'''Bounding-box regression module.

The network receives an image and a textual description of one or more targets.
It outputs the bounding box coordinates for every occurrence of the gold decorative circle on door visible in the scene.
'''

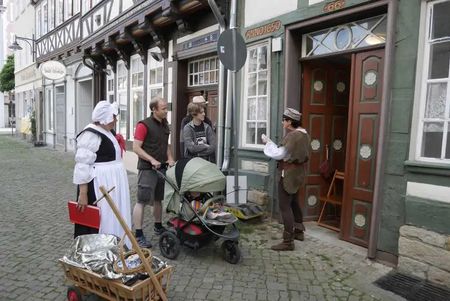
[307,195,318,207]
[313,80,324,92]
[333,139,343,151]
[364,70,377,86]
[359,144,372,159]
[336,81,346,93]
[354,214,366,228]
[310,139,321,151]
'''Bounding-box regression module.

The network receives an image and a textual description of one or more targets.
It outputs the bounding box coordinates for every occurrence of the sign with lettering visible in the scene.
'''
[245,20,281,40]
[323,0,345,13]
[40,60,66,80]
[181,32,219,51]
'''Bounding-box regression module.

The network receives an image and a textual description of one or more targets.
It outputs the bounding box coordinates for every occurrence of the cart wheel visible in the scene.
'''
[222,241,241,264]
[67,286,83,301]
[159,231,181,259]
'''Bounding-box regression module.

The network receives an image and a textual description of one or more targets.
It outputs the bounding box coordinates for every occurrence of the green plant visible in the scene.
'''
[0,55,14,93]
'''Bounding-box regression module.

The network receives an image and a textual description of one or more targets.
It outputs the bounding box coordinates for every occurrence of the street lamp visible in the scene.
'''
[9,34,36,62]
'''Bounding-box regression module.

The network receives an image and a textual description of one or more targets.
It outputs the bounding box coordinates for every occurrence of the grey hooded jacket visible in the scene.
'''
[182,120,216,162]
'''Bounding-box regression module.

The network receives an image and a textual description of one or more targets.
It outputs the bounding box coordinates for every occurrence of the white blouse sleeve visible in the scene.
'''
[263,140,288,160]
[73,131,101,185]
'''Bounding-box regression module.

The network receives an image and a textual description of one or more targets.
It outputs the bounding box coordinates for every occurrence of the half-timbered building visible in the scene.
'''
[33,0,228,155]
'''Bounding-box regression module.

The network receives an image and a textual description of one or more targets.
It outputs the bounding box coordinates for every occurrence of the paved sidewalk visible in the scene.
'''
[0,135,404,301]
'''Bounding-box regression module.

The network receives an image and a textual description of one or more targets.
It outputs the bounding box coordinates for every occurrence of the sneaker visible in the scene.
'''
[136,235,152,248]
[154,226,167,236]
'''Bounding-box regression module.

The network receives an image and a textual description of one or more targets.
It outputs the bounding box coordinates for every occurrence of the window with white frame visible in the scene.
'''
[42,1,48,35]
[36,7,41,38]
[65,0,73,21]
[130,56,144,137]
[56,0,63,26]
[106,67,115,104]
[148,49,164,102]
[417,0,450,162]
[48,0,54,31]
[45,88,54,132]
[242,42,270,147]
[117,61,128,137]
[187,56,219,87]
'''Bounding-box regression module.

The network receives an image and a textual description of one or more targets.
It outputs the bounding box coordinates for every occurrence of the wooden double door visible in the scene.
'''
[300,49,384,247]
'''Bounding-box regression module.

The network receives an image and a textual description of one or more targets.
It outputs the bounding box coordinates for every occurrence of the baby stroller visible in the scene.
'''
[157,157,241,264]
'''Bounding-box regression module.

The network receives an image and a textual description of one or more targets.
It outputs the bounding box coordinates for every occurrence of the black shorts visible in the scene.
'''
[137,169,165,204]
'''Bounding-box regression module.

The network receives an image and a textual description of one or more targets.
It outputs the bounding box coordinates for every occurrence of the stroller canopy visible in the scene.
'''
[165,157,226,213]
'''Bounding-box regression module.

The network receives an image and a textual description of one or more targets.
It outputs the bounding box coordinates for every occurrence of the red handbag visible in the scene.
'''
[319,144,333,180]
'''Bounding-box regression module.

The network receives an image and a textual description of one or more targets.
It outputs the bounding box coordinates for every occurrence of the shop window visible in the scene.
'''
[187,56,219,87]
[106,67,114,104]
[415,0,450,162]
[148,49,164,104]
[242,42,270,147]
[116,61,128,137]
[130,56,144,138]
[45,88,54,132]
[302,14,387,57]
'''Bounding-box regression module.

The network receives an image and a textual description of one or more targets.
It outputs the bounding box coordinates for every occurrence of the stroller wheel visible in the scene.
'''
[159,231,181,259]
[67,286,83,301]
[221,241,241,264]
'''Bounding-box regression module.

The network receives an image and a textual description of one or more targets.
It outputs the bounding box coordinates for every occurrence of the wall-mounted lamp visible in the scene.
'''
[9,34,36,62]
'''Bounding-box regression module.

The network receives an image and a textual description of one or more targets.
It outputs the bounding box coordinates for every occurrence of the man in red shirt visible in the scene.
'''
[132,97,175,248]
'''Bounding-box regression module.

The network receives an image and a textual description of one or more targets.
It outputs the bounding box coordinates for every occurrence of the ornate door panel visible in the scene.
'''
[341,49,384,247]
[300,63,350,220]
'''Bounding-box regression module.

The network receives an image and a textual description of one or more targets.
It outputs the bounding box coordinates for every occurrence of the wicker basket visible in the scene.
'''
[60,259,173,301]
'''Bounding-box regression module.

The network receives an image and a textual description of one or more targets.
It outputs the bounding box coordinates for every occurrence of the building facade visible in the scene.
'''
[236,0,450,288]
[31,0,228,167]
[10,0,40,138]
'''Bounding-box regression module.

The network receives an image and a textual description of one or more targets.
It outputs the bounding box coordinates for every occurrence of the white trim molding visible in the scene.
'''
[407,181,450,204]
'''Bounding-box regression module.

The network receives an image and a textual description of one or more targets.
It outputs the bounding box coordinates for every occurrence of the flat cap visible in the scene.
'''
[283,108,301,121]
[192,95,208,104]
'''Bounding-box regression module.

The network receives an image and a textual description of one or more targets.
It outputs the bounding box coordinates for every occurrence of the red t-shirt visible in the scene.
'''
[134,123,148,141]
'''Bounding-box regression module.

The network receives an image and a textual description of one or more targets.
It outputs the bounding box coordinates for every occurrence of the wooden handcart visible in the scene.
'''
[61,186,173,301]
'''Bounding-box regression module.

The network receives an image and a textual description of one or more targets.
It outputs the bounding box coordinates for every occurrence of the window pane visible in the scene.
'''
[257,97,267,120]
[118,92,127,136]
[258,46,267,70]
[133,91,144,124]
[425,83,447,118]
[246,122,256,144]
[431,2,450,40]
[150,70,156,85]
[421,122,443,158]
[256,123,267,144]
[258,71,268,95]
[156,67,163,83]
[247,98,256,120]
[248,49,258,72]
[248,73,257,96]
[429,42,450,79]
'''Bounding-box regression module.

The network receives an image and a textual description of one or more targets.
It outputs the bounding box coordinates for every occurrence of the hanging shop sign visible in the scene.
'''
[40,60,66,80]
[245,20,281,40]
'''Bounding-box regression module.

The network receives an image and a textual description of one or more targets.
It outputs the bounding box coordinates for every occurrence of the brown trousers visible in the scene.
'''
[278,181,305,233]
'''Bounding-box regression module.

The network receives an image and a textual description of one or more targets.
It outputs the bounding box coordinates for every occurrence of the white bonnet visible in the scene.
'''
[92,100,115,125]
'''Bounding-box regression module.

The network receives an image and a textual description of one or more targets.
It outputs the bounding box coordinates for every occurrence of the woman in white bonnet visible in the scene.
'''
[72,100,132,247]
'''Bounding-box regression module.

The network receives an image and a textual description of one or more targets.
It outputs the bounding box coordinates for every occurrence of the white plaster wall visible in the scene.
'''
[66,68,76,151]
[244,0,297,27]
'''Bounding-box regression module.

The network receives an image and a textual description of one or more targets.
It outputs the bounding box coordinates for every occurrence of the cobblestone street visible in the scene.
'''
[0,135,404,301]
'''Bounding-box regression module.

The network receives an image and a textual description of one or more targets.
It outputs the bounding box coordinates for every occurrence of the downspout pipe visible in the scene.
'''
[368,0,398,260]
[208,0,227,168]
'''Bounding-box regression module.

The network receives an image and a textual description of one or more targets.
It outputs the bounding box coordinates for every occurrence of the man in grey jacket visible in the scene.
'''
[182,102,216,162]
